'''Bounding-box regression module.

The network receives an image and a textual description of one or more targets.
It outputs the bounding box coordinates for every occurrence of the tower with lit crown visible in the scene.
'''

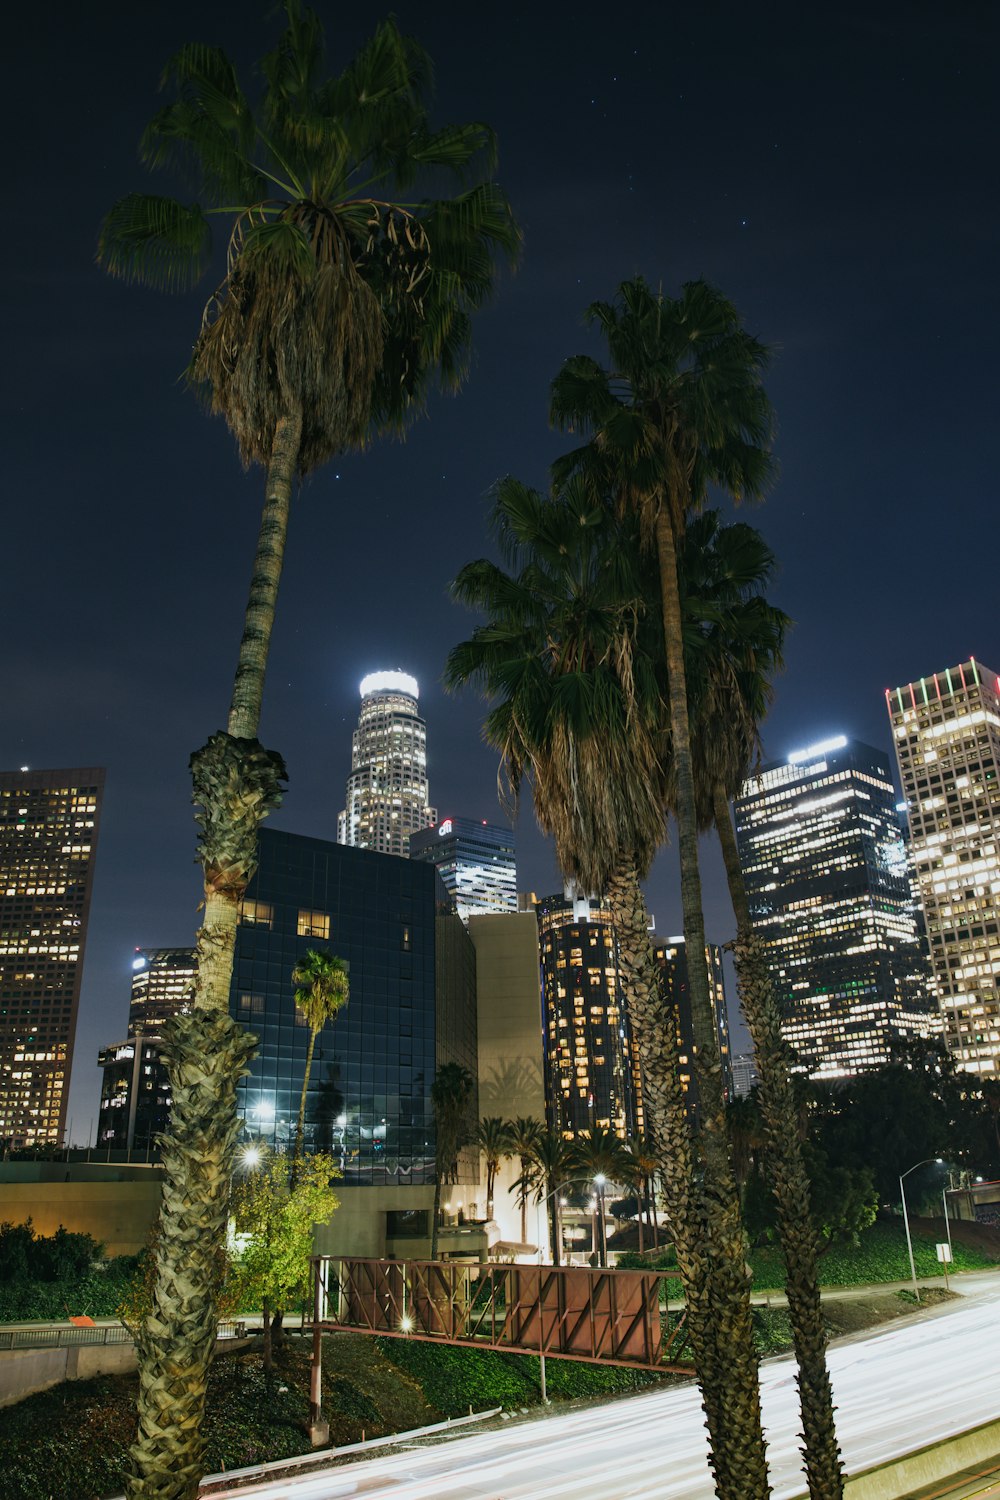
[337,671,435,858]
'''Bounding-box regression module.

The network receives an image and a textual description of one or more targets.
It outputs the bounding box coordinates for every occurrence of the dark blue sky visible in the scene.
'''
[3,0,998,1139]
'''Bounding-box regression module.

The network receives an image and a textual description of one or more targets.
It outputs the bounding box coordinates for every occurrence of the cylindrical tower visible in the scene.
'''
[337,671,436,858]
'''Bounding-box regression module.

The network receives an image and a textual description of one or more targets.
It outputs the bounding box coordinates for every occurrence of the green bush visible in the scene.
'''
[0,1268,135,1322]
[0,1221,103,1284]
[326,1376,381,1425]
[751,1307,794,1355]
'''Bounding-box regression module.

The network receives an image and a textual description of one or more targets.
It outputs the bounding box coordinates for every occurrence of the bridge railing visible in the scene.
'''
[309,1257,692,1373]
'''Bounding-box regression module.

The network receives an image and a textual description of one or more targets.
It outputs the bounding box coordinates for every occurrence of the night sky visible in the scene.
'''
[5,2,998,1141]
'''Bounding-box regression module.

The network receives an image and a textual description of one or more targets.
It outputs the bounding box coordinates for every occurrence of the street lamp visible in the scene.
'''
[900,1156,943,1302]
[593,1174,608,1266]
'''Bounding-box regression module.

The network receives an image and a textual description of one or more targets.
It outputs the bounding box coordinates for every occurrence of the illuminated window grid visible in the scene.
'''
[337,677,435,859]
[888,659,1000,1076]
[0,768,104,1146]
[734,738,937,1080]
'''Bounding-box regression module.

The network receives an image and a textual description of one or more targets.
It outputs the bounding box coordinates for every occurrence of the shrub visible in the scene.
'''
[376,1338,536,1415]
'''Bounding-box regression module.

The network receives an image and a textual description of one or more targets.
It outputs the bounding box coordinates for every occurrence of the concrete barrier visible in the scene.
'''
[791,1416,1000,1499]
[0,1334,251,1408]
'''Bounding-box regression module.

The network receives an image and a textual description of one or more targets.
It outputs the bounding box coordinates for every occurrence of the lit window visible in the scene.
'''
[297,909,330,940]
[239,899,273,929]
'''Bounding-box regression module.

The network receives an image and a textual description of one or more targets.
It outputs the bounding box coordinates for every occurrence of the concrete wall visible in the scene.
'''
[0,1176,162,1256]
[313,1184,436,1258]
[468,912,547,1253]
[1,1337,249,1409]
[791,1415,1000,1499]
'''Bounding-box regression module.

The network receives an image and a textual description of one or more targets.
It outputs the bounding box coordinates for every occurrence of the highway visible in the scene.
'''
[206,1291,1000,1499]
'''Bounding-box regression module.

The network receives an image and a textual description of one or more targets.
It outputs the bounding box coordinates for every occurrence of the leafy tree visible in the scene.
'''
[97,7,517,1494]
[550,277,776,1499]
[290,950,349,1180]
[230,1151,339,1372]
[430,1064,475,1259]
[473,1116,512,1221]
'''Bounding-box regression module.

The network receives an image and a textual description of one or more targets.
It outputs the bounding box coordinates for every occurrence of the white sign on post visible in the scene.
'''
[936,1242,952,1262]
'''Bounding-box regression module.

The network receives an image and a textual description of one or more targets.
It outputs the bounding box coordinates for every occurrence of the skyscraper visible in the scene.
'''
[733,735,937,1080]
[409,816,517,920]
[97,948,195,1152]
[651,937,734,1115]
[0,766,105,1146]
[536,889,644,1141]
[337,671,435,858]
[888,658,1000,1076]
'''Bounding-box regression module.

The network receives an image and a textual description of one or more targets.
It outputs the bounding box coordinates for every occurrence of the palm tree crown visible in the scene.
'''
[99,4,520,473]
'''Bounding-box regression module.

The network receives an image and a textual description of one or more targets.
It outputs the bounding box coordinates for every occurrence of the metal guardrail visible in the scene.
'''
[0,1320,247,1352]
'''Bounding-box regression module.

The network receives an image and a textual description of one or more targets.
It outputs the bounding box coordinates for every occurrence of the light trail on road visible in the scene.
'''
[207,1295,1000,1499]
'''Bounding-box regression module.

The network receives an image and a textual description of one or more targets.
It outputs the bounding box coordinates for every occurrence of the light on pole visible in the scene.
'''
[900,1157,943,1303]
[593,1173,608,1266]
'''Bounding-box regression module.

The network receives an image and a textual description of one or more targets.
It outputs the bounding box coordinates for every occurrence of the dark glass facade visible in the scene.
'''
[651,938,734,1122]
[234,829,478,1187]
[537,892,643,1141]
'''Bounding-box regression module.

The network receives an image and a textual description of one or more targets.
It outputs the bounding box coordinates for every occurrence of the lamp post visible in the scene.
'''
[593,1173,608,1267]
[900,1157,943,1303]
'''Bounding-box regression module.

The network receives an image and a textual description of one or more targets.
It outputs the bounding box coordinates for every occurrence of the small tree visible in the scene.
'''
[430,1064,475,1259]
[230,1151,339,1372]
[474,1116,512,1220]
[291,950,349,1181]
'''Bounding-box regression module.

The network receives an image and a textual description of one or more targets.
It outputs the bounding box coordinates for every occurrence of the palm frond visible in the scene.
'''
[97,193,211,292]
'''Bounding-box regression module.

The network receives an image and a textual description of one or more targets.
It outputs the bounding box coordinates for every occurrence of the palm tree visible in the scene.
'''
[528,1132,574,1265]
[430,1063,475,1260]
[570,1127,629,1266]
[98,10,517,1495]
[474,1116,512,1221]
[624,1134,661,1253]
[290,950,349,1182]
[682,521,843,1498]
[446,477,737,1491]
[505,1116,545,1245]
[551,277,775,1498]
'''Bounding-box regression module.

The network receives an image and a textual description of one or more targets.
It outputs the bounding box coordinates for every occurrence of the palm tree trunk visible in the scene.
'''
[520,1159,529,1243]
[293,1028,319,1185]
[654,506,769,1500]
[637,1196,645,1255]
[128,409,302,1500]
[650,1180,659,1250]
[606,861,731,1497]
[714,783,844,1500]
[550,1191,561,1266]
[486,1162,496,1220]
[431,1177,442,1260]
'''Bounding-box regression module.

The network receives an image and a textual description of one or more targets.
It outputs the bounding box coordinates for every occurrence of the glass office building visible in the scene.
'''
[0,766,104,1146]
[234,828,478,1187]
[888,659,1000,1075]
[97,947,195,1152]
[734,735,938,1080]
[410,816,517,921]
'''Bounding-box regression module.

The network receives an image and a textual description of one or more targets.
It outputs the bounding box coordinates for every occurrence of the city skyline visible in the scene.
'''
[3,1,996,1138]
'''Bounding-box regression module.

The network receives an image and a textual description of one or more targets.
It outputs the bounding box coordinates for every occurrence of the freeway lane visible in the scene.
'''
[208,1294,1000,1499]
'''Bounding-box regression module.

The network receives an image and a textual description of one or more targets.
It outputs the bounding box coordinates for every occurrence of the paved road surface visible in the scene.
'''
[205,1291,1000,1499]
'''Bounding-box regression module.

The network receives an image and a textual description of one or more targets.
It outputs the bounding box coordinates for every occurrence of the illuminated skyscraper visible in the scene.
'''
[733,736,937,1080]
[536,889,643,1141]
[410,816,516,921]
[337,671,435,858]
[0,766,104,1146]
[97,947,195,1152]
[651,937,734,1117]
[888,659,1000,1076]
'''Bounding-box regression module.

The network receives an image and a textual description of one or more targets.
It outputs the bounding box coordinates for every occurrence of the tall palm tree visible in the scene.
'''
[290,949,349,1182]
[446,477,740,1492]
[682,521,844,1498]
[624,1134,661,1253]
[527,1132,575,1265]
[551,278,775,1498]
[570,1126,630,1266]
[505,1116,545,1245]
[474,1116,512,1221]
[430,1063,475,1260]
[98,10,517,1495]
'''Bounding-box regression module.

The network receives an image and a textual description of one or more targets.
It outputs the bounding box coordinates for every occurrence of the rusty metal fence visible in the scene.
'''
[310,1258,693,1373]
